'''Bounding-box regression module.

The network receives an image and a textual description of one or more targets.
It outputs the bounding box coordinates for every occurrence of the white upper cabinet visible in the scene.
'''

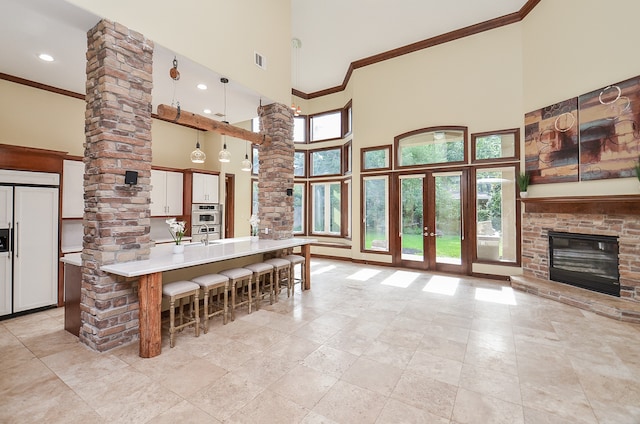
[192,173,219,204]
[62,160,85,218]
[150,170,184,216]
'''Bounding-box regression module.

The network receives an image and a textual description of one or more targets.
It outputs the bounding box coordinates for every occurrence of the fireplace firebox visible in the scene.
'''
[548,231,620,297]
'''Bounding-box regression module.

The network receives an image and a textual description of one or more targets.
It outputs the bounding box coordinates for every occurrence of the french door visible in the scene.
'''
[397,170,468,274]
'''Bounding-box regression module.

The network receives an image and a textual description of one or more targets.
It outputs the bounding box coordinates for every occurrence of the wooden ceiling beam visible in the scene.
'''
[156,104,270,146]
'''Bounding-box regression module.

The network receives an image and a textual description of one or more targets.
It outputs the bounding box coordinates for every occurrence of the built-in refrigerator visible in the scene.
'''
[0,170,59,318]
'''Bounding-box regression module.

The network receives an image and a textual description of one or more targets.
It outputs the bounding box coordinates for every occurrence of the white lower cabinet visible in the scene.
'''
[151,170,183,216]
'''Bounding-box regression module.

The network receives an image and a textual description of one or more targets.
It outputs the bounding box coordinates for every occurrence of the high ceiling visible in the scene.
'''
[0,0,529,123]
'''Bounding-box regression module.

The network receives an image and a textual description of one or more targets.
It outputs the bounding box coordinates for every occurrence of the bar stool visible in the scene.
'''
[264,258,292,300]
[219,268,253,321]
[191,273,229,333]
[243,262,274,309]
[282,254,306,295]
[162,280,200,348]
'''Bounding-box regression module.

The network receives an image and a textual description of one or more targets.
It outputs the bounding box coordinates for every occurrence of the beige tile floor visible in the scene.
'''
[2,258,640,423]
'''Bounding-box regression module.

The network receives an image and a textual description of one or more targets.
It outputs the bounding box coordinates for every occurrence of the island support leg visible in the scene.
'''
[139,272,162,358]
[301,244,311,290]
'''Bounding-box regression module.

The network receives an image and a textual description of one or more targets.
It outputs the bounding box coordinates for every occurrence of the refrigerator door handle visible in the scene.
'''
[14,222,18,258]
[8,222,12,256]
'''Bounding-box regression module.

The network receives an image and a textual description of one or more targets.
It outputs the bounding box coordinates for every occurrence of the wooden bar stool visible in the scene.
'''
[282,254,306,295]
[219,268,253,321]
[243,262,274,309]
[162,280,200,348]
[191,273,229,333]
[264,258,292,300]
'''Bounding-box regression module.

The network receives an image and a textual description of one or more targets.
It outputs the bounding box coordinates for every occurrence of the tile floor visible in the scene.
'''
[1,258,640,423]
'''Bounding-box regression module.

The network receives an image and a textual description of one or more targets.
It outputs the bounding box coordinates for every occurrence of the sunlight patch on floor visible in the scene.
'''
[475,286,517,305]
[347,268,382,281]
[423,275,460,296]
[380,270,420,288]
[311,264,337,275]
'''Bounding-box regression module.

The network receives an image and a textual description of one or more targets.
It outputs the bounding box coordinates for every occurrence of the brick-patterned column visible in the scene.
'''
[258,103,294,240]
[81,19,153,351]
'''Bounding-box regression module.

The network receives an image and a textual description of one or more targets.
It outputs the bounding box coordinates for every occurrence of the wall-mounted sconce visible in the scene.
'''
[286,188,293,196]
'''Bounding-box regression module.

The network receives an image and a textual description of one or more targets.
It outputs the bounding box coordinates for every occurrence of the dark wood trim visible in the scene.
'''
[225,174,235,238]
[294,0,542,100]
[471,272,511,281]
[471,128,520,164]
[394,126,468,169]
[522,195,640,215]
[0,144,67,173]
[361,145,392,172]
[0,72,84,100]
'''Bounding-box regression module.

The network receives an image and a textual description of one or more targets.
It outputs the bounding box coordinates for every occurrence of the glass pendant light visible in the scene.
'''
[241,142,252,171]
[218,77,231,163]
[190,131,206,163]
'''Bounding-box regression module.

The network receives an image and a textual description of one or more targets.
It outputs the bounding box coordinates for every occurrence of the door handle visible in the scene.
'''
[15,222,18,258]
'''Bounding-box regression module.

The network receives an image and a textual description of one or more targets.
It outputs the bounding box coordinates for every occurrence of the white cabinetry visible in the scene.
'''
[192,173,219,204]
[0,186,11,316]
[62,159,85,218]
[151,170,183,216]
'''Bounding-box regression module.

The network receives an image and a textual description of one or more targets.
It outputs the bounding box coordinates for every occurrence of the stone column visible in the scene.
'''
[258,103,294,240]
[81,19,153,351]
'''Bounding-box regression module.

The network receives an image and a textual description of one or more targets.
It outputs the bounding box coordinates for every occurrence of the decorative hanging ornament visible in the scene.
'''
[169,57,180,81]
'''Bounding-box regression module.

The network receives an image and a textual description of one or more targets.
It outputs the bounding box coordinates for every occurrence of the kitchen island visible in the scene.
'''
[61,236,315,358]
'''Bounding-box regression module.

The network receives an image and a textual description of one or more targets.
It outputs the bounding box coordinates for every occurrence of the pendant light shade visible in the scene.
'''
[218,142,231,163]
[190,131,206,163]
[241,141,252,171]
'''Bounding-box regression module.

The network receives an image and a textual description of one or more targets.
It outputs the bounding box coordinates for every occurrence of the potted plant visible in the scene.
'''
[166,218,186,254]
[517,172,530,198]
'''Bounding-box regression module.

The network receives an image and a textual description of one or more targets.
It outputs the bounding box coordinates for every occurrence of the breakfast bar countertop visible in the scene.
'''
[60,237,316,277]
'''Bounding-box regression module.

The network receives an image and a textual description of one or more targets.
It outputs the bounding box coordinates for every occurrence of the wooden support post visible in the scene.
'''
[156,104,271,146]
[301,244,311,290]
[138,272,162,358]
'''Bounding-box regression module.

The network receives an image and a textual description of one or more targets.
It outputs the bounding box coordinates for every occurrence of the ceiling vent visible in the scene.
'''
[254,51,266,70]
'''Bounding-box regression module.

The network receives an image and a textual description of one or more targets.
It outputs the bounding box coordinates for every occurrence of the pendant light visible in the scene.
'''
[190,130,206,163]
[291,38,302,116]
[241,141,252,172]
[218,77,231,163]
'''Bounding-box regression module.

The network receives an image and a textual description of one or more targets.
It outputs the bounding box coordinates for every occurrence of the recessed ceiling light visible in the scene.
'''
[197,83,207,90]
[203,109,212,114]
[38,53,54,62]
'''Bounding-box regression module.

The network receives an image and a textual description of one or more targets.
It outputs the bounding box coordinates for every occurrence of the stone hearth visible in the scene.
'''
[512,195,640,321]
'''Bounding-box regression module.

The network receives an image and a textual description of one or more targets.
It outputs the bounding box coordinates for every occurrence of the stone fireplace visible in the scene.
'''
[511,195,640,322]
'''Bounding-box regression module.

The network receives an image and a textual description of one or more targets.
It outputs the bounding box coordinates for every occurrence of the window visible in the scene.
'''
[251,179,259,214]
[293,183,305,233]
[251,117,260,133]
[293,116,306,143]
[362,176,389,252]
[472,128,519,162]
[344,179,352,238]
[343,141,352,175]
[310,110,342,141]
[397,127,467,167]
[343,101,353,136]
[311,182,341,235]
[252,146,259,175]
[475,166,517,263]
[362,146,391,171]
[310,147,341,176]
[294,151,306,177]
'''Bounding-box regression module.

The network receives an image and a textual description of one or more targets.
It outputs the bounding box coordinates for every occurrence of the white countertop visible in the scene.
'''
[61,237,315,277]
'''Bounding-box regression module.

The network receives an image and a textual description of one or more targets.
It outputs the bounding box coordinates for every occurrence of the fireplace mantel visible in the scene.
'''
[522,195,640,215]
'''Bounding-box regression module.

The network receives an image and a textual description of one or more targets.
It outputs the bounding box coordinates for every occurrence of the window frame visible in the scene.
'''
[292,182,306,235]
[471,128,520,164]
[309,109,343,142]
[361,145,392,172]
[310,179,343,237]
[309,146,342,177]
[395,126,468,169]
[343,140,352,175]
[360,174,391,254]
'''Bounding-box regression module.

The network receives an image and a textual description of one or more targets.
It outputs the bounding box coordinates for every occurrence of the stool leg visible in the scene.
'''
[194,291,200,337]
[169,298,176,348]
[223,282,229,325]
[231,280,236,321]
[248,276,253,314]
[254,273,260,311]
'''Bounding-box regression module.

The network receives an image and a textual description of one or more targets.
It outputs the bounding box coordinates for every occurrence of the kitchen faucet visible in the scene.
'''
[202,223,211,246]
